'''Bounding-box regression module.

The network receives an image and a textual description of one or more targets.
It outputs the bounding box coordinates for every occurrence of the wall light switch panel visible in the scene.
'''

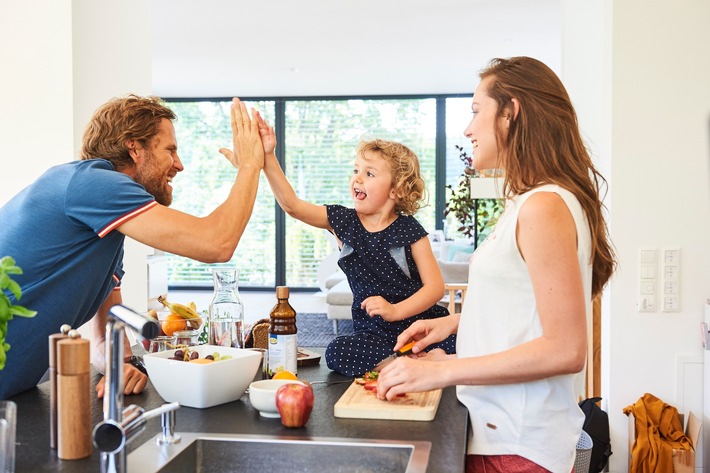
[638,248,657,312]
[640,249,657,264]
[641,280,656,294]
[641,264,656,279]
[663,296,680,312]
[661,247,680,313]
[638,295,656,312]
[664,265,679,280]
[663,248,680,265]
[663,280,678,294]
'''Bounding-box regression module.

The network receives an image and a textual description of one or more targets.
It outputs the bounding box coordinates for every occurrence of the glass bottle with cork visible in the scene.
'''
[268,286,298,376]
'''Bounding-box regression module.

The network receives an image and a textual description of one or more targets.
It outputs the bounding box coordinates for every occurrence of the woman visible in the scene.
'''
[376,56,616,473]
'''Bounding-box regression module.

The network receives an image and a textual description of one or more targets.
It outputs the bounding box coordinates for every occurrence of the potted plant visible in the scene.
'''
[444,145,504,245]
[0,256,37,370]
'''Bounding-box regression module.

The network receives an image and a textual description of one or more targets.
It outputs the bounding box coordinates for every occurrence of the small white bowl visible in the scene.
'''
[143,345,261,409]
[248,379,306,418]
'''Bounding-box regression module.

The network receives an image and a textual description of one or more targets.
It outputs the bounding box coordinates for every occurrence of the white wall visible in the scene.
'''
[0,0,154,314]
[0,0,74,203]
[563,1,710,471]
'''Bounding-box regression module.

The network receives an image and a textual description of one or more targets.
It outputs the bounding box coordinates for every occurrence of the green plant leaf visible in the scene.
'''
[0,255,36,371]
[11,306,37,318]
[5,279,22,300]
[0,256,22,275]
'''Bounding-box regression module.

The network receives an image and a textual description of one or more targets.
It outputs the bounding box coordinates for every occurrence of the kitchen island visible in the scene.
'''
[10,348,468,472]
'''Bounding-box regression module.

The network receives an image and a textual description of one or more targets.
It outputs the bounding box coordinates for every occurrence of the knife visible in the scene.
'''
[372,341,416,371]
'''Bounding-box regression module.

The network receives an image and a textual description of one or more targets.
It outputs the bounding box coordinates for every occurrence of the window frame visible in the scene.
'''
[165,93,473,291]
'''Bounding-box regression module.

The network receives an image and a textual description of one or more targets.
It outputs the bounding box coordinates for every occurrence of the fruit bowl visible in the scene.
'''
[144,345,261,409]
[248,379,306,418]
[157,313,204,337]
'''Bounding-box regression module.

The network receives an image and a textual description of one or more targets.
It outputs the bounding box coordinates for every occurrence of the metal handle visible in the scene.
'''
[157,404,181,445]
[108,305,159,340]
[93,402,180,454]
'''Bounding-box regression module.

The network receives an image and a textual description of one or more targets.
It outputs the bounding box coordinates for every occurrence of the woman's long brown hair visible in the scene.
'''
[480,56,616,296]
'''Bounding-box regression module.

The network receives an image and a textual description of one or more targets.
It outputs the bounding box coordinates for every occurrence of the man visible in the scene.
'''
[0,95,263,399]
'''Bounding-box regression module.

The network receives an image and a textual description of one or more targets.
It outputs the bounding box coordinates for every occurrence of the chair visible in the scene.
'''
[443,283,468,314]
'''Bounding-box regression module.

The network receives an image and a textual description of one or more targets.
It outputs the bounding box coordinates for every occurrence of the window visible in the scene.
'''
[165,95,479,290]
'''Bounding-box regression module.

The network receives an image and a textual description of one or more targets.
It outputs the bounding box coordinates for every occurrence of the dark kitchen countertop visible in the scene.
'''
[10,347,468,472]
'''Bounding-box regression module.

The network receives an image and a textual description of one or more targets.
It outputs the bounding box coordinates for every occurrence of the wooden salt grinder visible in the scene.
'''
[48,324,71,450]
[57,331,92,460]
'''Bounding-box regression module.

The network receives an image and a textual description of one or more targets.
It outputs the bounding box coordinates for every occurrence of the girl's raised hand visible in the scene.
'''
[255,110,277,156]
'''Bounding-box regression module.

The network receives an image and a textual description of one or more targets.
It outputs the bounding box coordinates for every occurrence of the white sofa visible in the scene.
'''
[325,240,472,334]
[325,272,353,335]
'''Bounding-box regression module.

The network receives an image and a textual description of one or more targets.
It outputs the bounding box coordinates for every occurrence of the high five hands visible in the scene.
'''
[218,98,265,171]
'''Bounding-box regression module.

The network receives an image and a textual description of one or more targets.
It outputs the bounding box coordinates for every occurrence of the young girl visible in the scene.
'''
[254,113,456,377]
[375,57,617,473]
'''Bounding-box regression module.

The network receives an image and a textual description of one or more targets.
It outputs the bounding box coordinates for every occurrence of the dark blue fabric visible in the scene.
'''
[0,159,154,399]
[324,205,456,377]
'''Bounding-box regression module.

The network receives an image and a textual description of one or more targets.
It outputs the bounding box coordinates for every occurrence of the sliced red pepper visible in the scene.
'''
[363,380,378,391]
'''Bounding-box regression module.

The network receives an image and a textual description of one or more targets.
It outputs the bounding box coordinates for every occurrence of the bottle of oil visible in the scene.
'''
[268,286,298,376]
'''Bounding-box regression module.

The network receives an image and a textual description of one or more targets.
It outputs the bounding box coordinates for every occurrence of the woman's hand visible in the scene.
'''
[95,364,148,398]
[361,296,401,321]
[393,315,459,353]
[376,356,450,400]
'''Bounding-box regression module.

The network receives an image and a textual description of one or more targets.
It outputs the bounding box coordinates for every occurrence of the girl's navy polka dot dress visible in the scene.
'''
[324,205,457,377]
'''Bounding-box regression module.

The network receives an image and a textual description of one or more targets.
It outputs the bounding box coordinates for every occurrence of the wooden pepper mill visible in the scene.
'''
[56,329,92,460]
[48,324,71,450]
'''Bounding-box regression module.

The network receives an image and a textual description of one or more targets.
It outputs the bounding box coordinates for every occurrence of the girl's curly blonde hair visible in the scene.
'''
[356,139,427,215]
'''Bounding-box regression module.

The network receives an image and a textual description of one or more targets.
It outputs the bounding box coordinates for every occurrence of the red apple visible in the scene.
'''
[275,382,314,428]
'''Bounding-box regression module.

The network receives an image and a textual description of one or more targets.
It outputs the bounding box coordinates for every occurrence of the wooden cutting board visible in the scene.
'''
[333,381,442,421]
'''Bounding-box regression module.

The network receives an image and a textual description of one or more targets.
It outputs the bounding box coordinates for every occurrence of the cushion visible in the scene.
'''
[452,251,473,263]
[437,258,469,284]
[325,270,347,290]
[446,244,474,261]
[326,278,354,306]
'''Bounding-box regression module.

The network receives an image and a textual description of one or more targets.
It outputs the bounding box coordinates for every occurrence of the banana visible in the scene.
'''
[157,295,201,320]
[146,308,159,322]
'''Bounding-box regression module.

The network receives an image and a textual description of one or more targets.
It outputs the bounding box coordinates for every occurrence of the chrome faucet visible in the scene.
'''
[91,304,179,473]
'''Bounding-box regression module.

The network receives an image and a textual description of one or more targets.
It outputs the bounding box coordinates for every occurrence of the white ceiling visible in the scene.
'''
[151,0,562,98]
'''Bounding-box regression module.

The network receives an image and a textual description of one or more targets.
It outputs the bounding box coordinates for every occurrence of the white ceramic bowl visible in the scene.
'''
[143,345,261,409]
[248,379,306,418]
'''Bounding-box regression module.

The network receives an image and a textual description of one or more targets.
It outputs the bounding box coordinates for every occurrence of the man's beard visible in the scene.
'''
[134,151,173,206]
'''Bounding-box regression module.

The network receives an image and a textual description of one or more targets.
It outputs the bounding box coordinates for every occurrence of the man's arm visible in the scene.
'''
[117,98,264,264]
[89,289,148,398]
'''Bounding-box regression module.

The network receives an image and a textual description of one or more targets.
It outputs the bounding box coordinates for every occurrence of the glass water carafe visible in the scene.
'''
[209,267,245,348]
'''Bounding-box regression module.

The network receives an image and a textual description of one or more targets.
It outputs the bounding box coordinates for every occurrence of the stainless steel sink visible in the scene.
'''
[128,432,431,473]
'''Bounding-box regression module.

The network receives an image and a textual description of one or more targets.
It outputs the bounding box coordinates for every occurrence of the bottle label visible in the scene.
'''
[268,333,298,375]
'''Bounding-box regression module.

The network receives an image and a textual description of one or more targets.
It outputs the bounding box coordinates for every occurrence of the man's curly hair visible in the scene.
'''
[80,94,176,168]
[356,139,427,215]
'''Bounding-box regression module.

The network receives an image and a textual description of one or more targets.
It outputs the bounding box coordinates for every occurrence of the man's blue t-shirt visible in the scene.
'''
[0,159,156,399]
